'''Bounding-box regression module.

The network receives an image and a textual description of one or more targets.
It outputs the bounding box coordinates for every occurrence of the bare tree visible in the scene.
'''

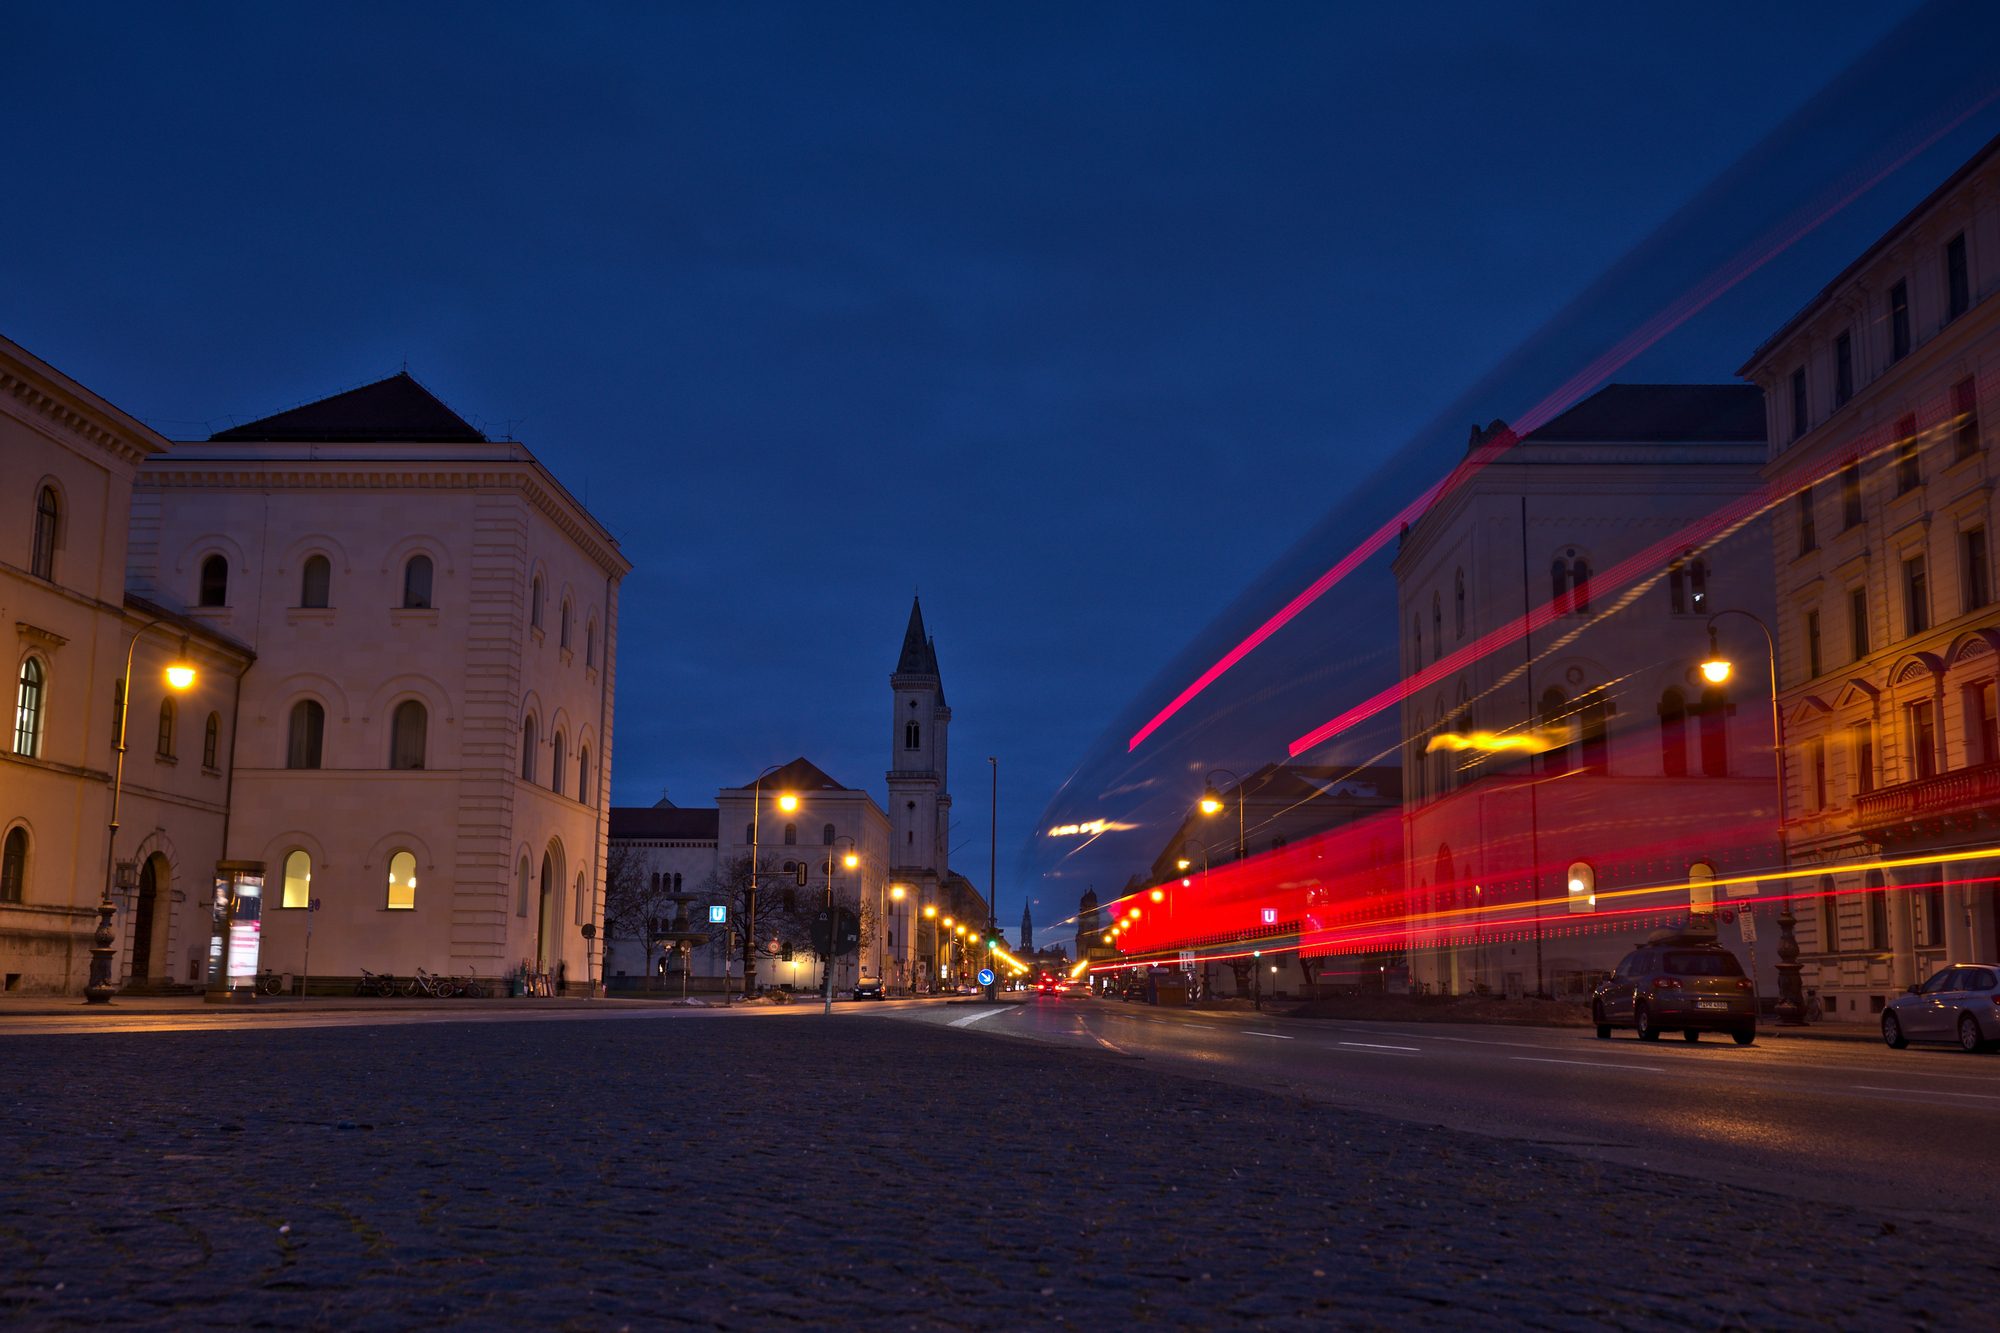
[702,853,821,993]
[602,843,675,979]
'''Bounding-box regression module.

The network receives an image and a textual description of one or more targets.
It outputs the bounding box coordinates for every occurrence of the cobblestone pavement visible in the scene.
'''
[0,1011,1988,1328]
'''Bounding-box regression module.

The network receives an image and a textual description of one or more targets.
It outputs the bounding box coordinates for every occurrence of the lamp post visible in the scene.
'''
[825,836,859,1015]
[889,884,907,993]
[744,764,794,1000]
[986,756,999,1002]
[88,621,197,1004]
[922,902,937,993]
[1700,609,1802,1025]
[1200,769,1247,863]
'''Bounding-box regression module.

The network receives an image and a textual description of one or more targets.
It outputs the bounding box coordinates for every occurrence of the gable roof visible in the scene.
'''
[609,806,720,841]
[1520,384,1765,444]
[210,371,487,443]
[722,756,850,795]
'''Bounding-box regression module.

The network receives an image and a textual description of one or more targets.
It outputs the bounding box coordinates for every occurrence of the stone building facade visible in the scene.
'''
[1739,133,2000,1019]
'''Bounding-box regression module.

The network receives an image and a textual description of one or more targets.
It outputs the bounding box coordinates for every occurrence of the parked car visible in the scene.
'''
[851,979,885,1001]
[1591,938,1756,1044]
[1881,964,2000,1052]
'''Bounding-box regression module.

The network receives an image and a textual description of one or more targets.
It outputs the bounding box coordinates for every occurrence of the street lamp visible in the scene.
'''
[1702,609,1802,1025]
[824,835,859,1015]
[743,764,793,1000]
[1200,769,1247,863]
[88,622,197,1004]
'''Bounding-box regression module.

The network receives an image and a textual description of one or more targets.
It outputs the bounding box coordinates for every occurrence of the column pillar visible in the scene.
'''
[1884,863,1920,991]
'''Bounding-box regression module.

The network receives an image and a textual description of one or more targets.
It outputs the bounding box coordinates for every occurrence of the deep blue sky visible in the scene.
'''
[0,1,1942,936]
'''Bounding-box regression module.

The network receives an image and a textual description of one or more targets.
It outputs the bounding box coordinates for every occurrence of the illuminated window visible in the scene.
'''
[32,485,59,580]
[389,700,427,770]
[198,554,228,607]
[1687,860,1715,915]
[402,554,433,609]
[1566,861,1595,914]
[301,554,331,608]
[282,849,311,909]
[387,850,417,910]
[203,711,220,769]
[287,700,324,769]
[14,658,45,757]
[0,827,24,903]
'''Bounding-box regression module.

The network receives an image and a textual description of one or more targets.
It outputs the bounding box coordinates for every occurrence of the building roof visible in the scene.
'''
[1739,131,2000,378]
[609,806,720,841]
[721,756,851,795]
[1519,384,1765,444]
[210,371,488,443]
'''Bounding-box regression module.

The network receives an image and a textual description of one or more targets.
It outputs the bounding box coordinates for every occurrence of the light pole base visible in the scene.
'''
[82,897,118,1005]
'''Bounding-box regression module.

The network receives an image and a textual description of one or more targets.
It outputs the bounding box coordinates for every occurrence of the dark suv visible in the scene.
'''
[1591,939,1756,1045]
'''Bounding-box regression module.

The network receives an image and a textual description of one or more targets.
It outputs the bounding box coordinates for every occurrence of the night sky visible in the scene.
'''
[4,1,1973,938]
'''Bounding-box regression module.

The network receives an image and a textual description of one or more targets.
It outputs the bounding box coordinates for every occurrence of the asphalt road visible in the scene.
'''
[928,996,2000,1233]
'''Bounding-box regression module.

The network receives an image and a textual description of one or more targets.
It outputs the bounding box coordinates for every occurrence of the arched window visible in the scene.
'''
[576,869,587,925]
[586,621,598,667]
[389,700,427,770]
[822,823,836,845]
[0,826,25,903]
[1551,558,1569,614]
[203,711,220,769]
[387,850,417,910]
[560,598,572,649]
[282,849,311,909]
[1687,557,1708,614]
[1432,593,1442,657]
[1454,568,1466,638]
[403,554,433,609]
[31,485,59,580]
[287,700,324,769]
[518,855,531,918]
[1539,687,1570,773]
[530,574,544,628]
[1658,689,1688,777]
[1571,557,1591,613]
[745,823,754,846]
[1688,860,1716,916]
[198,554,229,608]
[551,732,566,795]
[1411,614,1421,667]
[14,658,45,757]
[521,716,537,782]
[156,696,177,759]
[1566,861,1596,913]
[300,554,331,608]
[905,721,920,749]
[1578,689,1609,775]
[783,823,797,846]
[578,746,590,802]
[1698,685,1729,777]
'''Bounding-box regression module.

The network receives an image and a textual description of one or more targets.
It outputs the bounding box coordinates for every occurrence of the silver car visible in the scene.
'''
[1881,964,2000,1052]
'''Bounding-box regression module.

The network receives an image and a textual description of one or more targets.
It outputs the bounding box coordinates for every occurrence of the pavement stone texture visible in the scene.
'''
[0,1011,1989,1328]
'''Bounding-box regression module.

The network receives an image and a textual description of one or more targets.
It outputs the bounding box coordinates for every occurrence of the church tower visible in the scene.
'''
[888,597,952,901]
[1019,902,1033,951]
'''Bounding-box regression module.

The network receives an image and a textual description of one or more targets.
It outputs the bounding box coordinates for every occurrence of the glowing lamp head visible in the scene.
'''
[1101,933,1111,943]
[942,916,954,928]
[1199,788,1224,816]
[776,792,799,813]
[1127,908,1140,920]
[843,852,859,869]
[1149,888,1165,902]
[891,885,906,901]
[923,904,936,919]
[165,661,197,691]
[1176,858,1191,871]
[1181,877,1192,887]
[1700,657,1732,684]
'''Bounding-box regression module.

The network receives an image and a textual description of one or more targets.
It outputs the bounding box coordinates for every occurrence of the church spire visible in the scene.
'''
[1019,901,1033,950]
[895,595,939,677]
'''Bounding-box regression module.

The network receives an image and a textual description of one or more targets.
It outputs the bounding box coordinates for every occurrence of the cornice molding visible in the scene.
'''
[0,368,155,466]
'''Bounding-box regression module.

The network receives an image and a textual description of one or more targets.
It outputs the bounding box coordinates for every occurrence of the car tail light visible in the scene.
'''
[1737,979,1753,992]
[1653,976,1682,990]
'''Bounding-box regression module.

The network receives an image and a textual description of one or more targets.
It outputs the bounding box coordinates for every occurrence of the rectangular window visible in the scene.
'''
[1849,586,1869,661]
[1868,885,1889,951]
[1791,367,1809,441]
[1924,884,1947,947]
[1954,377,1981,462]
[1805,609,1822,680]
[1903,555,1929,637]
[1946,232,1969,321]
[1963,526,1990,613]
[1808,737,1827,810]
[1894,415,1921,495]
[1910,700,1937,780]
[1854,720,1875,796]
[1840,463,1862,529]
[1967,682,1998,767]
[1834,330,1853,407]
[1889,279,1910,360]
[1796,486,1816,555]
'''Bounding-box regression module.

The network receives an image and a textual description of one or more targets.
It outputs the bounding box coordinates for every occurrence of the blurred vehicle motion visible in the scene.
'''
[1879,965,2000,1052]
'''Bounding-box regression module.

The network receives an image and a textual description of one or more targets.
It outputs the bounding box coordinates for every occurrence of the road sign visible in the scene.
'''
[708,905,727,923]
[977,967,995,987]
[1178,950,1195,973]
[810,906,861,957]
[1739,910,1758,943]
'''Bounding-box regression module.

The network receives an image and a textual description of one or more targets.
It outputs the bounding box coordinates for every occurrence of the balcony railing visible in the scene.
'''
[1853,760,2000,831]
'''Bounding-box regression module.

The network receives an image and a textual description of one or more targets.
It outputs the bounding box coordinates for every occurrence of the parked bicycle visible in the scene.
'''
[356,968,398,997]
[257,968,286,997]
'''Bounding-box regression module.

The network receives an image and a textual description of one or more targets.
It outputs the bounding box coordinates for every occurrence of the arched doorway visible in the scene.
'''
[536,845,564,972]
[129,852,170,981]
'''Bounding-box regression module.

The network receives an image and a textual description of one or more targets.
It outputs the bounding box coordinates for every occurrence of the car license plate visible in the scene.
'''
[1696,1000,1727,1011]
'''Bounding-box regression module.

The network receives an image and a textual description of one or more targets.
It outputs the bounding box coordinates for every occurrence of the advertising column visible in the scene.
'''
[206,859,267,1004]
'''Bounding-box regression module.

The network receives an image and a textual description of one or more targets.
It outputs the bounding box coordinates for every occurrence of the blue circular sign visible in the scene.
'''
[978,968,995,987]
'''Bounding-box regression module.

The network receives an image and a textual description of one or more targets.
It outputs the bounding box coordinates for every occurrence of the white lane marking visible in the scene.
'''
[1513,1056,1663,1073]
[1851,1084,2000,1101]
[1244,1030,1294,1040]
[1339,1041,1421,1052]
[948,1007,1010,1028]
